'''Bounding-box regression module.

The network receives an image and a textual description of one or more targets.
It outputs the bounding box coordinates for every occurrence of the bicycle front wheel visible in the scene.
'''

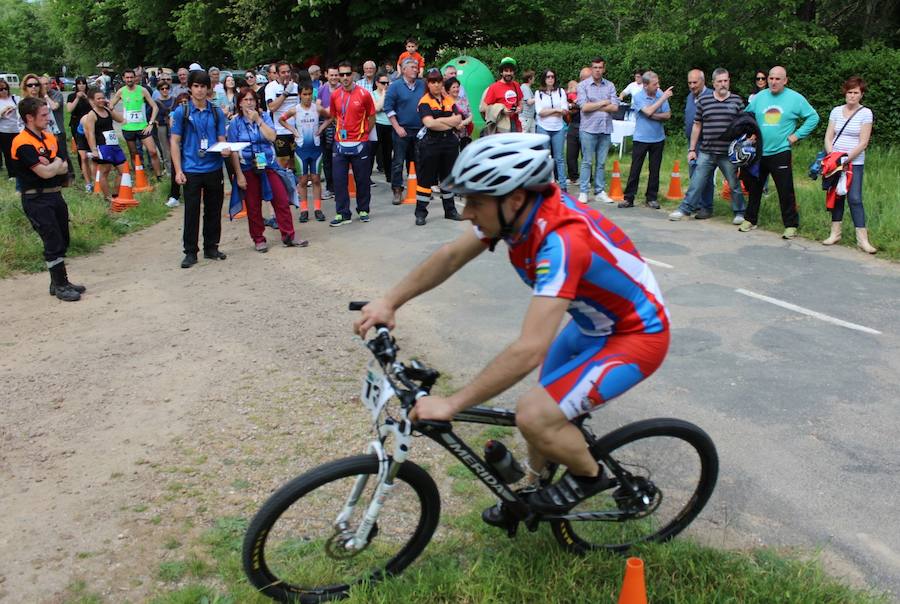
[243,455,440,603]
[550,418,718,554]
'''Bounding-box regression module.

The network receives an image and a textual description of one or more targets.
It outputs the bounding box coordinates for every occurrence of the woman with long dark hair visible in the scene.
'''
[534,69,568,184]
[67,76,93,191]
[221,75,238,118]
[0,78,21,180]
[749,70,767,102]
[228,87,306,251]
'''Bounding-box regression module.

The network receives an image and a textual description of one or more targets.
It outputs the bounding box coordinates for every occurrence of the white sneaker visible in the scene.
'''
[596,190,614,205]
[732,214,744,225]
[577,192,588,204]
[165,197,180,208]
[668,210,688,221]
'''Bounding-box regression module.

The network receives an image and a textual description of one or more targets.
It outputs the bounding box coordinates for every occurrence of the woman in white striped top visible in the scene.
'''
[822,76,875,253]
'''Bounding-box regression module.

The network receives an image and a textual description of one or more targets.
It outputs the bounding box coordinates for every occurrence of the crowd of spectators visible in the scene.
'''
[0,40,878,300]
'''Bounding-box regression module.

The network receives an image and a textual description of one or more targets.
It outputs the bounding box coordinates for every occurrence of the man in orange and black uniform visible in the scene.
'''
[12,97,85,301]
[414,68,463,226]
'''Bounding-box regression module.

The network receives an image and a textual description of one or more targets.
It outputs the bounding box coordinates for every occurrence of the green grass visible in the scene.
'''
[144,507,886,604]
[613,139,899,259]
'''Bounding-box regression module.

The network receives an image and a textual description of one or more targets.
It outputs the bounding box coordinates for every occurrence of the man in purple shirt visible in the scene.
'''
[575,57,619,205]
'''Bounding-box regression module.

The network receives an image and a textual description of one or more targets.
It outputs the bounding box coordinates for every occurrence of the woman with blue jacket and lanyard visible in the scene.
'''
[228,87,307,253]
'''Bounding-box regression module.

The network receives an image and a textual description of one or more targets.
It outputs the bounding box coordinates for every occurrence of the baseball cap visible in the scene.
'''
[499,57,517,68]
[188,62,203,72]
[425,68,443,81]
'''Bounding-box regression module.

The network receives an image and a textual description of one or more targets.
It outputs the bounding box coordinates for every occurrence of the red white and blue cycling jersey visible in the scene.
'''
[477,184,670,419]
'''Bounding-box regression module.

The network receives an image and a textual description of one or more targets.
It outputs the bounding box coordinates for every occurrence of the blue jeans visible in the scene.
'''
[831,164,866,227]
[390,131,417,190]
[579,131,611,194]
[537,125,566,183]
[688,156,714,211]
[679,151,745,215]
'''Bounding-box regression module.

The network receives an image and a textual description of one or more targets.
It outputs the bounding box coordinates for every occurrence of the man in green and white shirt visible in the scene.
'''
[111,68,162,179]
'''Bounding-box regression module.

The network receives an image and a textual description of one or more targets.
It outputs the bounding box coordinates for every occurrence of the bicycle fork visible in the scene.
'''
[333,419,413,552]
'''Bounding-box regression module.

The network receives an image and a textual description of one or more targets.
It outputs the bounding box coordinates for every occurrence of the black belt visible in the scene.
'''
[22,186,62,195]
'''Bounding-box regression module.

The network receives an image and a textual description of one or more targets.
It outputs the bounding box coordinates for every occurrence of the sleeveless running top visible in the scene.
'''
[91,108,119,147]
[121,86,147,131]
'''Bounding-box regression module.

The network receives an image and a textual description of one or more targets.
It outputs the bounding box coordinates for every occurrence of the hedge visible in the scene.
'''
[437,42,900,146]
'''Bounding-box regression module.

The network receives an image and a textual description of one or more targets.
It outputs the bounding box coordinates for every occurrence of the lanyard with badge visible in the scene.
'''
[188,105,214,156]
[338,89,352,140]
[244,118,267,171]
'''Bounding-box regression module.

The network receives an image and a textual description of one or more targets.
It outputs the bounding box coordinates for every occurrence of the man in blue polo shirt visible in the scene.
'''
[170,70,230,269]
[618,71,672,210]
[384,57,425,204]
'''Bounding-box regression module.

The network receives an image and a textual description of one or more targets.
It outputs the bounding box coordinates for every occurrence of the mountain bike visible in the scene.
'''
[242,302,719,603]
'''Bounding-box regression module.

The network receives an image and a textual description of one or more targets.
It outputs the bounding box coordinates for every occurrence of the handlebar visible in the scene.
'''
[349,301,440,404]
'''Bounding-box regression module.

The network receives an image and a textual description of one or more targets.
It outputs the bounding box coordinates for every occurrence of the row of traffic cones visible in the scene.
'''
[595,159,682,202]
[344,162,418,205]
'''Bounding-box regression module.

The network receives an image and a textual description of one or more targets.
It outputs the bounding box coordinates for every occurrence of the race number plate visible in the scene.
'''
[361,360,394,420]
[125,110,143,124]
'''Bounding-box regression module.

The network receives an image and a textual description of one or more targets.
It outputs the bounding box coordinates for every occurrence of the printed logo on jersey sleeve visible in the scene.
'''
[533,232,579,299]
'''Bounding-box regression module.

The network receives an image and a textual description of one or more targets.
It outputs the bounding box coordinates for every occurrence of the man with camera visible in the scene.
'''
[265,61,299,170]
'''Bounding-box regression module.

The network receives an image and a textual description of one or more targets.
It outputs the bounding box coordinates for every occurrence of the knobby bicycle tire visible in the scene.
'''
[242,454,441,602]
[550,417,718,554]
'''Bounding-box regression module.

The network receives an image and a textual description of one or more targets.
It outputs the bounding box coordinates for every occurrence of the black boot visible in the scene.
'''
[48,263,81,302]
[442,197,462,220]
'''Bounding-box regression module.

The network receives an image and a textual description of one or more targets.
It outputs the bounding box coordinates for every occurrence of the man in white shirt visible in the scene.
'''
[266,61,300,169]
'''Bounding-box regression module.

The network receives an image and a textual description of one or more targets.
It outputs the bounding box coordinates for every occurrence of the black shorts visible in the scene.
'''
[71,128,90,152]
[122,129,152,142]
[274,134,296,158]
[416,135,459,189]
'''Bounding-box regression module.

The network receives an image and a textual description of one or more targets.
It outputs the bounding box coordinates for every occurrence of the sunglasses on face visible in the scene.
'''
[26,82,41,88]
[756,77,767,81]
[159,86,170,91]
[339,72,353,77]
[378,81,389,85]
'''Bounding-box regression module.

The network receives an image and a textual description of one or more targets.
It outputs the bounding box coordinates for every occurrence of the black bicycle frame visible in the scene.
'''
[414,405,533,517]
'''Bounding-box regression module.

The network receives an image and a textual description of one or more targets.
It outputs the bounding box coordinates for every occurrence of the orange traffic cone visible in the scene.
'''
[132,154,154,193]
[348,166,356,198]
[111,169,139,212]
[617,557,648,604]
[609,160,625,200]
[721,178,748,201]
[403,162,418,205]
[665,160,684,200]
[93,168,103,196]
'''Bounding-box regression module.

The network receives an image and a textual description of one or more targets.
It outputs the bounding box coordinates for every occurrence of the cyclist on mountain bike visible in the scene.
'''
[354,133,670,520]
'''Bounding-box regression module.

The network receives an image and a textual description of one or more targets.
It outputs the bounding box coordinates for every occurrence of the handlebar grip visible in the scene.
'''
[348,301,369,311]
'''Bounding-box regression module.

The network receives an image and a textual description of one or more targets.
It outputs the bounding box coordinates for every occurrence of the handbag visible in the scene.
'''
[809,106,863,179]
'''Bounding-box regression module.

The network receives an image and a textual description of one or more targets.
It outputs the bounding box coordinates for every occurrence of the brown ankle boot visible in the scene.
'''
[822,222,842,245]
[855,228,877,254]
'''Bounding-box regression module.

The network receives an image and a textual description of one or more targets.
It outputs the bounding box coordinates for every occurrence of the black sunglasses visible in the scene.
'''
[378,81,389,85]
[25,82,41,88]
[756,76,767,81]
[159,86,170,90]
[339,72,353,77]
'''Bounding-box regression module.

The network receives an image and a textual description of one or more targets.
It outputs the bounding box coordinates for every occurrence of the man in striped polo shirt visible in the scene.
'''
[669,68,746,224]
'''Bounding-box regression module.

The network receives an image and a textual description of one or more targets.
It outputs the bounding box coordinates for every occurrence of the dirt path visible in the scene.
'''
[0,207,466,602]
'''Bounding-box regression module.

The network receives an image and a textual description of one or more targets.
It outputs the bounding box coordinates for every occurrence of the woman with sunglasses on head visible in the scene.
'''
[67,77,94,192]
[228,87,307,252]
[371,71,393,180]
[534,69,569,185]
[0,79,21,181]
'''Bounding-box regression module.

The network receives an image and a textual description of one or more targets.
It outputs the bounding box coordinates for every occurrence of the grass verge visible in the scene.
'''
[143,500,887,603]
[0,174,171,278]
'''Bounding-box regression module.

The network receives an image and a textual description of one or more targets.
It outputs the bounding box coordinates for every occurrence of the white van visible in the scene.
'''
[0,74,19,88]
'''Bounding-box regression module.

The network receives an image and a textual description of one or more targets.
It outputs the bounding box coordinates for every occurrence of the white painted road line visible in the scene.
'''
[645,257,674,269]
[736,288,882,335]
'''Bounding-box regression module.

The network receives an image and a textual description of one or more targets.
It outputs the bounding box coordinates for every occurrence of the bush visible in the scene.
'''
[438,42,900,146]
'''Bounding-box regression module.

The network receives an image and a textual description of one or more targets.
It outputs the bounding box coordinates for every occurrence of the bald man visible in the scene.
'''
[740,66,819,239]
[685,69,714,218]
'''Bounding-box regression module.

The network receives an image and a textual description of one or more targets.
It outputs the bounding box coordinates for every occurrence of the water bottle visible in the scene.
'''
[484,440,525,484]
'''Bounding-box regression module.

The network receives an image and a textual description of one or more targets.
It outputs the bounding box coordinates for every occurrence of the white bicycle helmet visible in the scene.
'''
[442,133,554,197]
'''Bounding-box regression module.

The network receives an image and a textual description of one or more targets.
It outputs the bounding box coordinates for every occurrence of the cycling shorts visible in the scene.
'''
[294,148,322,176]
[540,321,669,420]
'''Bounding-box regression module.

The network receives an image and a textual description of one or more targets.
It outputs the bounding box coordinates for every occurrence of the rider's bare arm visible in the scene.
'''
[354,229,486,337]
[410,295,570,421]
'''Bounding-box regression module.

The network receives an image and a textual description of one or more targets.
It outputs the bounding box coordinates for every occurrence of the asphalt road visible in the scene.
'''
[332,182,900,599]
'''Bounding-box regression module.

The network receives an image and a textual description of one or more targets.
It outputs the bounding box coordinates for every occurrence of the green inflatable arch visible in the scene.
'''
[442,55,494,131]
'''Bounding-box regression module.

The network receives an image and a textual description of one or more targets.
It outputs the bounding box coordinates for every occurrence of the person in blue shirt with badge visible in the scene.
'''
[228,87,307,253]
[170,70,230,269]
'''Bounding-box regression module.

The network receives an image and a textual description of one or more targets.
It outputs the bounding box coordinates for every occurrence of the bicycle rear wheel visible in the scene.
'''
[243,455,440,603]
[550,418,718,554]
